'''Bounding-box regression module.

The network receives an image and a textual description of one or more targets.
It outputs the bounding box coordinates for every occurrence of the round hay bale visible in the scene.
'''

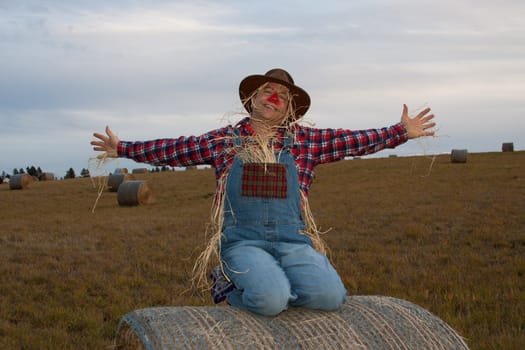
[108,173,135,192]
[132,168,148,174]
[9,174,33,190]
[451,149,468,163]
[39,172,55,181]
[115,168,129,174]
[502,142,514,152]
[117,180,154,206]
[115,296,469,350]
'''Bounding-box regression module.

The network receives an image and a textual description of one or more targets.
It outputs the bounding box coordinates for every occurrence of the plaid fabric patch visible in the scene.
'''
[242,163,287,198]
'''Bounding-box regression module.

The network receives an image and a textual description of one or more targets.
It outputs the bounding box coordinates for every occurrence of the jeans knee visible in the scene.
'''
[243,290,290,316]
[295,284,347,311]
[318,289,346,311]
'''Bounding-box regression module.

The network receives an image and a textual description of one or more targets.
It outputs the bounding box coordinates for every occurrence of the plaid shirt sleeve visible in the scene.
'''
[117,126,233,168]
[297,122,408,165]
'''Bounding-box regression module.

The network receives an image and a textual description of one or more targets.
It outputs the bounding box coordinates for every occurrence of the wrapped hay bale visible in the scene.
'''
[39,172,55,181]
[108,173,135,192]
[9,174,33,190]
[117,180,154,206]
[451,149,468,163]
[502,142,514,152]
[115,295,469,350]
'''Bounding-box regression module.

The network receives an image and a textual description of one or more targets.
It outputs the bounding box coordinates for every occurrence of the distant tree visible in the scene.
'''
[80,168,90,178]
[13,168,19,175]
[65,168,76,179]
[19,168,25,174]
[27,166,38,177]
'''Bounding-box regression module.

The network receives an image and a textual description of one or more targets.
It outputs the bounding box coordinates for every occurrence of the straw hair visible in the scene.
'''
[88,152,117,213]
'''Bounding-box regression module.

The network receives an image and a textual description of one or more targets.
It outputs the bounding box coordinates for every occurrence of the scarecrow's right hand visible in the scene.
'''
[91,126,120,158]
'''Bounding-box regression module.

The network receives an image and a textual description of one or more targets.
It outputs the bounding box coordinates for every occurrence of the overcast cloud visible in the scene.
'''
[1,0,524,177]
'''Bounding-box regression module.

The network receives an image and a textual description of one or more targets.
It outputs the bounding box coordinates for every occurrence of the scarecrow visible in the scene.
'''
[91,68,435,316]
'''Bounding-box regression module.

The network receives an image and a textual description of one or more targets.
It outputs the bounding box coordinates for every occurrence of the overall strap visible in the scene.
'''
[232,127,243,147]
[281,132,294,150]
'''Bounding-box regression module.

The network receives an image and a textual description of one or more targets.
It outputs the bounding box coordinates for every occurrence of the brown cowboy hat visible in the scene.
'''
[239,68,311,119]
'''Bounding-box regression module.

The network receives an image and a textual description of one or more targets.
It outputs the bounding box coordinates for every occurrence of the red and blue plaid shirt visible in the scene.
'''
[118,117,408,195]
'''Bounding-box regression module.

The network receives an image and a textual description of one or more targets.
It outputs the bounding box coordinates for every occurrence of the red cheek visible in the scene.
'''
[267,92,282,106]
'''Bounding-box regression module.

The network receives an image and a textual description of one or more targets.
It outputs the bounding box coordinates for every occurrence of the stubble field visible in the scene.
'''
[0,152,524,349]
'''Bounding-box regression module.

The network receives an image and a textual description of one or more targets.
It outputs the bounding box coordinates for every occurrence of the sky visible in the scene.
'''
[1,0,524,178]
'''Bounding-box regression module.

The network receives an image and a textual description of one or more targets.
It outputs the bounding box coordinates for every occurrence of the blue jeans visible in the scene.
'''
[221,240,347,316]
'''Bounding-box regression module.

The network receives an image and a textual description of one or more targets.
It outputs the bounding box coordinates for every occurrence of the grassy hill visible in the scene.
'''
[1,152,523,349]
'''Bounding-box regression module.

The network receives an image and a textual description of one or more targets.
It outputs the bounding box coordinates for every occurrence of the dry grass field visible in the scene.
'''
[1,152,524,349]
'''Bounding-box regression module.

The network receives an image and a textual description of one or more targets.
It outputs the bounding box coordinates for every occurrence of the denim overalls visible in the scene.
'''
[219,132,346,316]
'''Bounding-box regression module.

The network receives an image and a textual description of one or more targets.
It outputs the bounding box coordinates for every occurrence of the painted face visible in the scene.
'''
[251,82,290,125]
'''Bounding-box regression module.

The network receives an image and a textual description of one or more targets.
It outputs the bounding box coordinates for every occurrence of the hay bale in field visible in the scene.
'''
[132,168,148,174]
[117,180,154,206]
[9,174,33,190]
[451,149,468,163]
[108,173,135,192]
[115,168,129,174]
[39,172,55,181]
[502,142,514,152]
[115,296,469,350]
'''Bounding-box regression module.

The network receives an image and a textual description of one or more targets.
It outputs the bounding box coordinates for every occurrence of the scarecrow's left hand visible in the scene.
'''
[401,104,436,139]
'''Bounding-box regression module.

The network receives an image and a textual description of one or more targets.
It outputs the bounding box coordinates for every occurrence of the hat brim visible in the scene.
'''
[239,75,311,119]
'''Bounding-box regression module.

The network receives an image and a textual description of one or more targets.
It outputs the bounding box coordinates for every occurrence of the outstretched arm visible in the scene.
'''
[401,104,436,139]
[91,126,120,157]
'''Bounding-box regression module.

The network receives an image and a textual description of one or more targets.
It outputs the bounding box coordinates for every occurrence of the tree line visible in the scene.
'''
[0,166,89,183]
[0,165,183,184]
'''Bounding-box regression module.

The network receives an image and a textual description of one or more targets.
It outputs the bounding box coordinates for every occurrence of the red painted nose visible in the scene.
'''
[267,92,281,106]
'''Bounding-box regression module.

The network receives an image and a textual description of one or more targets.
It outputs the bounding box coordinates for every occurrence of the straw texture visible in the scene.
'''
[115,295,469,350]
